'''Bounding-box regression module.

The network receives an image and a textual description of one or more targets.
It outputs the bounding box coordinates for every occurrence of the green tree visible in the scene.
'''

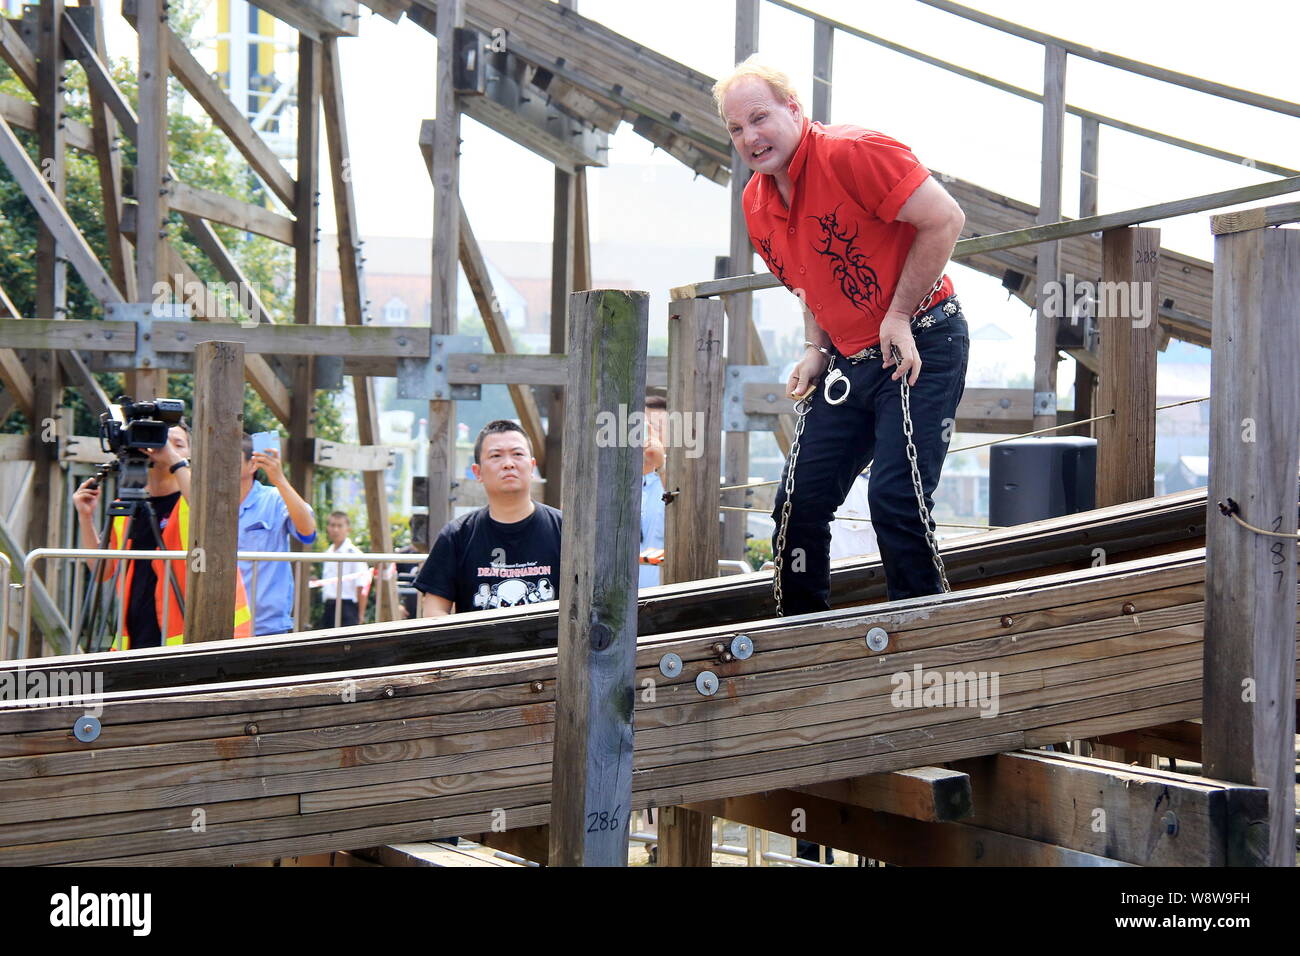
[1,9,342,492]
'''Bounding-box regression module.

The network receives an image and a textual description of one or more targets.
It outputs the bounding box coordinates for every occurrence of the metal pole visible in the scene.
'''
[249,561,259,638]
[333,558,343,628]
[0,552,10,660]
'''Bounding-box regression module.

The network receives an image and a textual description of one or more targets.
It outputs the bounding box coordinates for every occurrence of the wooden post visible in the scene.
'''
[28,0,67,591]
[1032,43,1066,432]
[544,168,575,507]
[134,0,167,300]
[427,0,462,536]
[86,0,136,303]
[656,297,725,869]
[322,37,398,621]
[290,33,321,630]
[811,18,833,123]
[1094,227,1160,508]
[185,341,244,644]
[663,297,725,584]
[721,0,759,562]
[1202,224,1300,867]
[1073,116,1099,438]
[548,289,648,867]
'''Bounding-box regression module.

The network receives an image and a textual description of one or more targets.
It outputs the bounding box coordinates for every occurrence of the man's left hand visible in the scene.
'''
[251,448,287,486]
[879,313,921,386]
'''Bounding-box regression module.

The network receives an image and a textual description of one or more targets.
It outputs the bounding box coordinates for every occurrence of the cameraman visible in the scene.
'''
[72,422,252,649]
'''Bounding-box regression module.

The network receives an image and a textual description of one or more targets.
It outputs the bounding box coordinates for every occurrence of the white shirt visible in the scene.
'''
[321,538,371,602]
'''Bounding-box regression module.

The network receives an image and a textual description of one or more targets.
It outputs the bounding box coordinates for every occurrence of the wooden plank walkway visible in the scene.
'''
[0,547,1296,865]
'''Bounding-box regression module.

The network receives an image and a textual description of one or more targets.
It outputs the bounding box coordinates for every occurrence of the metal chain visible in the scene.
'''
[896,344,952,593]
[772,360,823,617]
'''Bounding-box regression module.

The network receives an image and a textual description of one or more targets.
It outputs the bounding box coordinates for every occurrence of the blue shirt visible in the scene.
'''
[238,480,317,635]
[639,471,665,589]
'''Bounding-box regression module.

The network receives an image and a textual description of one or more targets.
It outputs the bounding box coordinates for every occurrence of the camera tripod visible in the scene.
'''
[77,460,187,653]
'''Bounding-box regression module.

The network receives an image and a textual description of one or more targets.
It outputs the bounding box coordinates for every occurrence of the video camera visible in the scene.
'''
[91,396,186,513]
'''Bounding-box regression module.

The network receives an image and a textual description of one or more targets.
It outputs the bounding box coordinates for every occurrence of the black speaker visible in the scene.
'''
[989,436,1096,527]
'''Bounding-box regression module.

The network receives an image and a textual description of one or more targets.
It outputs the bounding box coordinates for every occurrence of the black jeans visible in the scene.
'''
[322,598,359,628]
[771,309,970,614]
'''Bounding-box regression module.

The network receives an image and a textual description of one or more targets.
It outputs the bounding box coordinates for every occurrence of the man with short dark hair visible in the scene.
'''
[320,511,370,627]
[237,433,318,635]
[414,420,562,617]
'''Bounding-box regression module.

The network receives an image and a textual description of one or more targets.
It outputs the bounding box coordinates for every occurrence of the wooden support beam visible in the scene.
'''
[168,181,296,245]
[1093,720,1203,763]
[951,750,1269,866]
[1072,115,1099,439]
[426,0,461,537]
[185,341,245,643]
[321,35,397,623]
[1202,223,1300,867]
[794,766,973,823]
[416,120,547,471]
[1031,43,1066,432]
[290,33,321,631]
[544,168,574,507]
[473,823,551,866]
[1095,227,1160,508]
[657,804,713,867]
[548,289,649,867]
[28,0,66,586]
[683,789,1132,866]
[0,350,34,422]
[663,297,725,586]
[152,13,296,208]
[811,18,833,122]
[1211,201,1300,235]
[69,4,136,302]
[721,0,759,563]
[458,204,547,471]
[134,0,168,300]
[0,15,37,93]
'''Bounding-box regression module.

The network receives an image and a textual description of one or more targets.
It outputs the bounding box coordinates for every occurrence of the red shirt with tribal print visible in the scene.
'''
[742,118,955,356]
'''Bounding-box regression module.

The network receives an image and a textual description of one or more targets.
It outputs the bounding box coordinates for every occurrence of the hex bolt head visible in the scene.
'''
[530,680,544,693]
[383,685,396,698]
[1000,615,1014,628]
[659,653,683,678]
[1122,602,1137,615]
[245,722,260,736]
[865,627,889,652]
[696,671,719,696]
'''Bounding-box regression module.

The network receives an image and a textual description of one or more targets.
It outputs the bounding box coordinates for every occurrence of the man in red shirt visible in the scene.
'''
[716,59,969,614]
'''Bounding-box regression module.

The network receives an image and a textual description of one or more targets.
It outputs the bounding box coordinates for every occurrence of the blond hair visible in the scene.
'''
[712,55,806,121]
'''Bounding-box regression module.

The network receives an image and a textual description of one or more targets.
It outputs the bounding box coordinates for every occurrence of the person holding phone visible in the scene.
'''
[237,432,318,635]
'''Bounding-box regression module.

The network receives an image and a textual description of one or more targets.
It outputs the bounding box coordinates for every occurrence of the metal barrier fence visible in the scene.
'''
[7,548,419,660]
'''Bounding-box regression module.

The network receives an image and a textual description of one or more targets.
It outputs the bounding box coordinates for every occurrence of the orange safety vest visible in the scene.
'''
[108,496,253,649]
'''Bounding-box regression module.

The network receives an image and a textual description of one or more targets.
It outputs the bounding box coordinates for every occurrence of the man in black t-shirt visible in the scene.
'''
[414,420,562,617]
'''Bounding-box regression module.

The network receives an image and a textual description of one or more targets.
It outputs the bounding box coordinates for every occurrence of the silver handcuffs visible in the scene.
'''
[823,367,851,405]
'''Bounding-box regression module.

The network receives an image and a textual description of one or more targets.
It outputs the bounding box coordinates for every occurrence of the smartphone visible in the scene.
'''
[251,431,281,457]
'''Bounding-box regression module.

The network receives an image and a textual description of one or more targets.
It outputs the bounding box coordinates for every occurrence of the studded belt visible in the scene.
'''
[840,295,962,364]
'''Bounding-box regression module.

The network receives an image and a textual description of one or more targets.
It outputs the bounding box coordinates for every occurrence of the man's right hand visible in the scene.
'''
[73,477,101,518]
[787,348,830,400]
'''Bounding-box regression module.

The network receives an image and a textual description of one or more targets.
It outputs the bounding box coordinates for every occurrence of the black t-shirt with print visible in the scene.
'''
[414,503,562,613]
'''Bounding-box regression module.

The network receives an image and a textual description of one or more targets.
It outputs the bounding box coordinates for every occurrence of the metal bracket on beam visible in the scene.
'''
[723,365,783,433]
[313,355,343,391]
[1033,391,1058,417]
[397,334,483,401]
[104,302,189,372]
